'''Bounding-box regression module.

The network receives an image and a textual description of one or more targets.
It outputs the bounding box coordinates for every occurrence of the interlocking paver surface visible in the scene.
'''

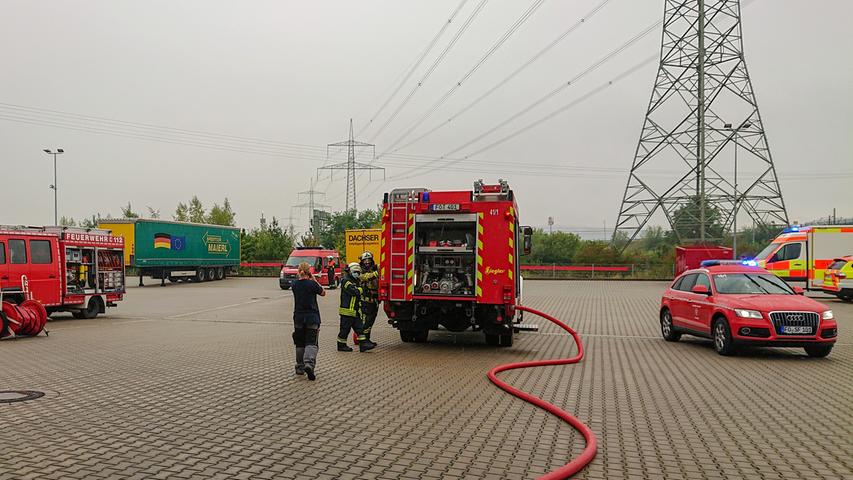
[1,279,851,479]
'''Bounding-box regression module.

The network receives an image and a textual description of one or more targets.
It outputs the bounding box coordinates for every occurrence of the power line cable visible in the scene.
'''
[446,21,661,157]
[368,0,491,143]
[385,22,661,182]
[383,0,548,153]
[385,0,612,154]
[357,0,471,138]
[0,102,329,153]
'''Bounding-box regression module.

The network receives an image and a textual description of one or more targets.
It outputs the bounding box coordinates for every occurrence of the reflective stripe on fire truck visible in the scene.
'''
[508,208,514,281]
[476,212,484,298]
[407,213,415,295]
[380,217,386,265]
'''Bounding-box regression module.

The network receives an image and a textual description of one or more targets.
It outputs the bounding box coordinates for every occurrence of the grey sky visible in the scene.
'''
[2,0,851,238]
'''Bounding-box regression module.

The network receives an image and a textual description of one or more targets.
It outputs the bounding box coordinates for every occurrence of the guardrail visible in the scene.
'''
[239,262,675,280]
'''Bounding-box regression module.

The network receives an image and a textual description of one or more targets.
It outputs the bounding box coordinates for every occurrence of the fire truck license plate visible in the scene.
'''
[430,204,460,211]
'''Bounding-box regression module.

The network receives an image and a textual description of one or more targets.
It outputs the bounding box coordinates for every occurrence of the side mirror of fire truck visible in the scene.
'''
[522,226,533,255]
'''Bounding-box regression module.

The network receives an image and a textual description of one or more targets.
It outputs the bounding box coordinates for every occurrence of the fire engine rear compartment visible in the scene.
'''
[413,213,477,298]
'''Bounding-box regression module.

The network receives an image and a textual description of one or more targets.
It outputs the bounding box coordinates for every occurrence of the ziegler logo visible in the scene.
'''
[485,267,506,275]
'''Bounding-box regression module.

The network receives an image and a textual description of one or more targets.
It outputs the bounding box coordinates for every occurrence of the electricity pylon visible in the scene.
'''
[614,0,787,246]
[319,119,384,211]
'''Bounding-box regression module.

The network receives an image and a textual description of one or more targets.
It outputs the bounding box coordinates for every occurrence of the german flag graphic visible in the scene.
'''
[154,233,171,249]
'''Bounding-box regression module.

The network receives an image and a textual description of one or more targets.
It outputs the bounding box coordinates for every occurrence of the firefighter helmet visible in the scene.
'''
[359,251,374,262]
[348,262,362,274]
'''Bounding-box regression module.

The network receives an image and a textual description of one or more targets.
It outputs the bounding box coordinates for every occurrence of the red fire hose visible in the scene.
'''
[488,305,597,479]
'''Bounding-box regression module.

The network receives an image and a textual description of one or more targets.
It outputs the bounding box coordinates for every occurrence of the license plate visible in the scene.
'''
[430,203,460,212]
[781,326,812,334]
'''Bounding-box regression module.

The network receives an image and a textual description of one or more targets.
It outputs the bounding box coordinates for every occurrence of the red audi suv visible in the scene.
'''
[660,261,838,357]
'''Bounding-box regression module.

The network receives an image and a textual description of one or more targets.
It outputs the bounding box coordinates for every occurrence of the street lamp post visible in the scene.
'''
[723,122,750,259]
[43,148,64,225]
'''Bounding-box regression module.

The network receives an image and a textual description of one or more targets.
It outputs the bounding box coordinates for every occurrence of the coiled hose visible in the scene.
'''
[487,305,597,479]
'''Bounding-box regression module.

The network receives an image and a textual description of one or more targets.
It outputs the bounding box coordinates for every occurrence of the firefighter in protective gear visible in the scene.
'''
[338,263,376,352]
[358,251,380,344]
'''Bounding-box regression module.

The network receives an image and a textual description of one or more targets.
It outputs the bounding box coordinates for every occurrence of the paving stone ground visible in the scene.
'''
[1,278,851,479]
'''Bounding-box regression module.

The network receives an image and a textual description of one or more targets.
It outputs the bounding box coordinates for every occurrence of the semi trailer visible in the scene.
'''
[99,219,240,286]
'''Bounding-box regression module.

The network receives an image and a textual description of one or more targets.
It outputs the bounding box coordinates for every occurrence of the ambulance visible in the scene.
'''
[754,225,853,289]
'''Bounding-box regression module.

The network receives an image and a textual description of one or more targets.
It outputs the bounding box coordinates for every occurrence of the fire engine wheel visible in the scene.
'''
[80,297,102,320]
[400,329,429,343]
[72,311,86,319]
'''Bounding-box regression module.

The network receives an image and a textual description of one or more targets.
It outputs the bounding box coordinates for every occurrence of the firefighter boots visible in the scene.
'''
[337,342,354,352]
[359,339,377,352]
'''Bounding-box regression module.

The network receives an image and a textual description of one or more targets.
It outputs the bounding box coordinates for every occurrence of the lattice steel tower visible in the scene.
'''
[319,120,383,212]
[614,0,787,245]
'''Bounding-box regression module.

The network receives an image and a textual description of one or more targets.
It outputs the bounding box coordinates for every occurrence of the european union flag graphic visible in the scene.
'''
[171,236,186,251]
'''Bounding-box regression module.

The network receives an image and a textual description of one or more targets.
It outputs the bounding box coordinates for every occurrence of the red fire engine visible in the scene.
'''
[379,180,533,346]
[0,226,126,318]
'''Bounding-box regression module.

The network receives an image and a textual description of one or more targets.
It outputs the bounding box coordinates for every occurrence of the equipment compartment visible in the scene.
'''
[414,215,477,297]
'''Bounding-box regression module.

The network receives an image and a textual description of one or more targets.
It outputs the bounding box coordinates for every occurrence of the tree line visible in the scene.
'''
[58,194,839,267]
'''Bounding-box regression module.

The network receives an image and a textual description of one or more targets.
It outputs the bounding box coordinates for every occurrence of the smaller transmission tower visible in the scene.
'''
[319,119,384,211]
[294,178,330,241]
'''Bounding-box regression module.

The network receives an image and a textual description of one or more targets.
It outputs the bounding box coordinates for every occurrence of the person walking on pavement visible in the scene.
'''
[358,251,380,345]
[291,262,325,380]
[338,263,376,352]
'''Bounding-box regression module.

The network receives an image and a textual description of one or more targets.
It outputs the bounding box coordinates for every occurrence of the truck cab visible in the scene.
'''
[755,225,853,288]
[0,226,125,318]
[279,247,341,290]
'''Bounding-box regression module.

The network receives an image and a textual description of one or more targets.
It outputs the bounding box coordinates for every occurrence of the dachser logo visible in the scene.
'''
[348,233,379,243]
[485,267,506,275]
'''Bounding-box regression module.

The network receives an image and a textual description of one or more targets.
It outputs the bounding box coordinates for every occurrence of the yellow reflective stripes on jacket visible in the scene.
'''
[339,278,362,317]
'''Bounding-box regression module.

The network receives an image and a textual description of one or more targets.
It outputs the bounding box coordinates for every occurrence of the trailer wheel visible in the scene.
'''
[216,267,225,280]
[196,269,207,282]
[206,268,215,281]
[80,297,103,320]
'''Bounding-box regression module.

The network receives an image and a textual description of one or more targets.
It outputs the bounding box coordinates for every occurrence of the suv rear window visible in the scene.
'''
[675,273,698,292]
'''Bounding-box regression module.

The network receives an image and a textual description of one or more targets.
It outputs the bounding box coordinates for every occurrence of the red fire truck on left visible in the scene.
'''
[0,226,126,318]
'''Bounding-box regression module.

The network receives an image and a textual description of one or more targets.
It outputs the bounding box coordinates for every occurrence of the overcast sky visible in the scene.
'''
[2,0,851,238]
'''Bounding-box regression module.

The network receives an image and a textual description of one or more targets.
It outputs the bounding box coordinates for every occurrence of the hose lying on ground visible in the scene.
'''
[487,305,597,479]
